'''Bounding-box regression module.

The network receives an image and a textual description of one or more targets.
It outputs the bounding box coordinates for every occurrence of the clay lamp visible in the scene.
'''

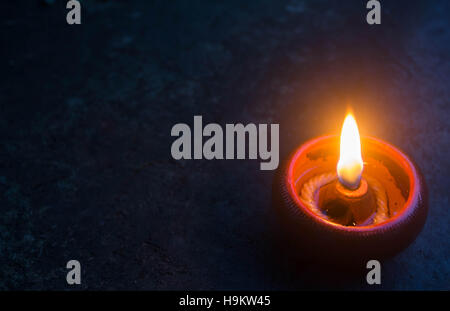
[273,113,428,263]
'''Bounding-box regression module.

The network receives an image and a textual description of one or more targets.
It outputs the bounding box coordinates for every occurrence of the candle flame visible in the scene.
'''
[337,113,363,189]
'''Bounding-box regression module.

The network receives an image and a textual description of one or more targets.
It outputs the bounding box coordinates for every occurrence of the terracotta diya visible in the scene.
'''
[273,114,428,262]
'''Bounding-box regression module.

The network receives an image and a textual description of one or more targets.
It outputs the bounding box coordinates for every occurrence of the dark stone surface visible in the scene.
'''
[0,0,448,289]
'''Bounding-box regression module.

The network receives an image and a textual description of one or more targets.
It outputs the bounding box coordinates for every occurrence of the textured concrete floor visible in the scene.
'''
[0,0,449,289]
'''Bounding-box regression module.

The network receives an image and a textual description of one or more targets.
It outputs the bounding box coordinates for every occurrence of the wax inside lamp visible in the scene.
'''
[337,113,363,190]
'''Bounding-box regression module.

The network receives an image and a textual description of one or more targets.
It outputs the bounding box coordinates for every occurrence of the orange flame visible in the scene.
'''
[337,113,363,189]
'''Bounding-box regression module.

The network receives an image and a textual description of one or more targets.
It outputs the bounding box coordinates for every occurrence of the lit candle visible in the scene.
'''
[337,113,363,190]
[274,111,428,261]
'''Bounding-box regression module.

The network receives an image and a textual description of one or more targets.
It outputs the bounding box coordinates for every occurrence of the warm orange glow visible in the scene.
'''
[337,113,363,189]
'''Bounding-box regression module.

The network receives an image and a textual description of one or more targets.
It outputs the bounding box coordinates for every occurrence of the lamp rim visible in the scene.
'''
[287,134,421,232]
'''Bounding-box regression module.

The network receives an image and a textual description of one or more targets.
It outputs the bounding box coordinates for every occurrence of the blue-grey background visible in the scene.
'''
[0,0,448,289]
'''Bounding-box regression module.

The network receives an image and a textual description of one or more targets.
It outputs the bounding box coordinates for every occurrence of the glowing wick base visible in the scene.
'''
[300,174,387,227]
